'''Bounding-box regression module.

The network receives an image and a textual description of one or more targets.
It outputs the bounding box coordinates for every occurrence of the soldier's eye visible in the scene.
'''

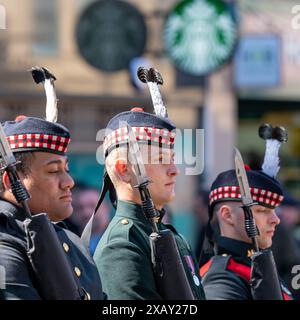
[48,165,59,173]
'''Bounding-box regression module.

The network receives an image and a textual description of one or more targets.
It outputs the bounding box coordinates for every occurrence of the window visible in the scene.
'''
[32,0,58,56]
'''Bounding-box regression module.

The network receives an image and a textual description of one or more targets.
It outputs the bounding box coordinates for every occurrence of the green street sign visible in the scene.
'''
[164,0,238,76]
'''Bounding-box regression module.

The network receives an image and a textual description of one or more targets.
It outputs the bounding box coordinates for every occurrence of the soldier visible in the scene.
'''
[200,125,293,300]
[0,67,103,300]
[92,68,205,300]
[0,116,103,300]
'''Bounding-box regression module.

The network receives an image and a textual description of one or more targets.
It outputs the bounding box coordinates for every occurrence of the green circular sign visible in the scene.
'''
[75,0,147,72]
[164,0,238,76]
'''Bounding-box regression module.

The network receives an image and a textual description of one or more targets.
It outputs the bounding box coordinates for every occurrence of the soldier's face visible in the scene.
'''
[142,146,179,210]
[233,204,280,249]
[252,205,280,249]
[19,152,75,222]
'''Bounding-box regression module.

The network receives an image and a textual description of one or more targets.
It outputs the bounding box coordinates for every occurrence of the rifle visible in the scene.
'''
[234,147,283,300]
[127,124,196,300]
[0,123,86,300]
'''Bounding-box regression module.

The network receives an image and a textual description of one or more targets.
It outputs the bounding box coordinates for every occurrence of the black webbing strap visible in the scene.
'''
[81,172,115,249]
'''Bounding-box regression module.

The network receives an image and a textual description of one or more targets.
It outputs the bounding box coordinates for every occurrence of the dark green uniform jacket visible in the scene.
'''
[93,200,205,300]
[200,236,293,300]
[0,199,103,300]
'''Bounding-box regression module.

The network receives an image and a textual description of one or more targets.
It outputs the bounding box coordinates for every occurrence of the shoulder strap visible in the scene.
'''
[81,172,115,249]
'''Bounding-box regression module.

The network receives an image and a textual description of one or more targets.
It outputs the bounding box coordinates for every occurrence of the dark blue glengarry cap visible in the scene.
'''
[209,169,284,211]
[2,116,70,155]
[103,108,176,157]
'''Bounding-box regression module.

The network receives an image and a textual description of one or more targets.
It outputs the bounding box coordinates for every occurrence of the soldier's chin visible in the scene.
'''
[66,204,73,217]
[259,239,272,250]
[166,193,175,203]
[56,204,73,221]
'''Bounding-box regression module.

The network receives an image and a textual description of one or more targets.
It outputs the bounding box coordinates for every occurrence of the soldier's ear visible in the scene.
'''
[115,158,131,183]
[2,171,12,192]
[219,205,235,226]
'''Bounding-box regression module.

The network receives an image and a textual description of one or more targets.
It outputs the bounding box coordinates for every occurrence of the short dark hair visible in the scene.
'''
[0,152,35,192]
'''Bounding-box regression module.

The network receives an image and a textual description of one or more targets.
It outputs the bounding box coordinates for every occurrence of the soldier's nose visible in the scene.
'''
[61,172,75,190]
[270,210,280,225]
[168,163,179,177]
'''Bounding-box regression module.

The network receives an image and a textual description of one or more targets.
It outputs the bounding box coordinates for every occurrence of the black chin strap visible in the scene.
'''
[81,171,116,249]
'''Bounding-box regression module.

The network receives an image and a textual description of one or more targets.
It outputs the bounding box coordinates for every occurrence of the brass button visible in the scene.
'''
[63,243,69,252]
[121,219,129,225]
[74,267,81,277]
[247,249,255,257]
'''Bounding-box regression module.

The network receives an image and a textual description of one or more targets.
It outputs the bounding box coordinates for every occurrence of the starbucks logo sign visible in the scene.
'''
[164,0,238,76]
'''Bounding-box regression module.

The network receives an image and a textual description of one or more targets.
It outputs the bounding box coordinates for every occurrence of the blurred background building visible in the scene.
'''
[0,0,300,252]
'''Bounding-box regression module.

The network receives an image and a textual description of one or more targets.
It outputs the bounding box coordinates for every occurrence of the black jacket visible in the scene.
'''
[0,199,103,300]
[200,236,293,300]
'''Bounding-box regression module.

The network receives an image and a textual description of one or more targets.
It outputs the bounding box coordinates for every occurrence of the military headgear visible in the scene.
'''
[2,116,70,156]
[103,67,176,158]
[209,169,284,212]
[209,123,287,213]
[103,108,176,158]
[1,66,70,156]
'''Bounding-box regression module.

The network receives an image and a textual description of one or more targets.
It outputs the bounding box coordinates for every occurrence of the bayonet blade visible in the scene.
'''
[0,122,16,166]
[127,124,149,186]
[234,147,253,206]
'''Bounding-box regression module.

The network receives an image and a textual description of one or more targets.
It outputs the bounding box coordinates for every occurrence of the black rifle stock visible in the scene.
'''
[150,229,196,300]
[138,183,196,300]
[250,249,283,300]
[127,123,196,300]
[24,213,85,300]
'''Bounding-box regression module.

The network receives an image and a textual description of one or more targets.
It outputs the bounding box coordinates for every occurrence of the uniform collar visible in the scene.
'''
[217,236,256,259]
[0,198,27,222]
[115,200,165,224]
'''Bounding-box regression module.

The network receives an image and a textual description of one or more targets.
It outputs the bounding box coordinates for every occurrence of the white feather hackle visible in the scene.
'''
[147,82,167,118]
[44,78,58,123]
[262,139,281,178]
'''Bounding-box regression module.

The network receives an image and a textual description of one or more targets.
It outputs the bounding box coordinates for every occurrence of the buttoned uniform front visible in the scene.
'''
[0,199,103,300]
[200,236,293,300]
[93,200,205,300]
